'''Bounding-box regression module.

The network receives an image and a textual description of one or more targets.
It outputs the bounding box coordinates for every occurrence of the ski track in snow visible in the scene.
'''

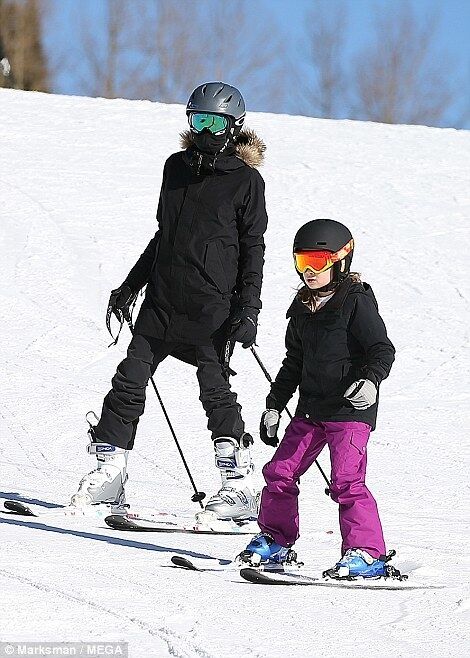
[0,566,218,658]
[0,89,469,657]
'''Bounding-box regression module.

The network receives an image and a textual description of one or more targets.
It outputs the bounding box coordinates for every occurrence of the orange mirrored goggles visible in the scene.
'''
[294,239,354,274]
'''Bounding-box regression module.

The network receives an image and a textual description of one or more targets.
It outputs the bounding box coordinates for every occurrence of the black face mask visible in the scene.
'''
[192,129,230,155]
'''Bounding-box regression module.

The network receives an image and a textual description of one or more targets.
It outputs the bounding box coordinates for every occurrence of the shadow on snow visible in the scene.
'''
[0,491,63,510]
[0,516,220,562]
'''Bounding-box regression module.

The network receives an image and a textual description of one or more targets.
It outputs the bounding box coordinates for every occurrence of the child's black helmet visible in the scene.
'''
[293,218,352,252]
[293,219,354,285]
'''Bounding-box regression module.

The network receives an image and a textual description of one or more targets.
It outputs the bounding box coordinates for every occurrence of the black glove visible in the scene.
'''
[260,409,280,447]
[230,307,258,349]
[108,284,136,323]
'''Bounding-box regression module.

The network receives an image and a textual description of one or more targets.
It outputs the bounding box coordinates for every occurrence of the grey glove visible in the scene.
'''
[344,379,377,410]
[260,409,280,447]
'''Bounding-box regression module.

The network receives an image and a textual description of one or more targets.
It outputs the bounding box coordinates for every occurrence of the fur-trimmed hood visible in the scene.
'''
[180,128,266,169]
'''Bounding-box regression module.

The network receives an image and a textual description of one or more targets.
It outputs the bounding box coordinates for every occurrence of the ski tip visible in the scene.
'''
[171,555,200,571]
[105,514,137,530]
[239,568,280,585]
[3,501,37,516]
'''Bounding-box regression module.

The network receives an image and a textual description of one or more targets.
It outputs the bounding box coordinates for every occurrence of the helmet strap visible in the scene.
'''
[313,276,338,294]
[326,261,347,289]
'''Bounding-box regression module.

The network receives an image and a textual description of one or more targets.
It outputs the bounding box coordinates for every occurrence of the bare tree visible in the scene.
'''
[351,1,455,126]
[70,0,149,99]
[134,1,206,103]
[60,0,284,111]
[70,0,205,101]
[1,26,10,77]
[185,0,285,111]
[0,0,49,91]
[0,0,17,88]
[150,0,286,110]
[301,0,349,118]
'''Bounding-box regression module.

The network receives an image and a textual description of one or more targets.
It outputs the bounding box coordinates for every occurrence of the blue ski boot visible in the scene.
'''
[238,533,299,569]
[323,549,403,580]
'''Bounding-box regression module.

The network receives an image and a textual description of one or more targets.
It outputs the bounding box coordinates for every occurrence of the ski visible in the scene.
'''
[170,558,431,589]
[1,500,256,535]
[170,555,304,576]
[170,555,235,572]
[239,568,441,590]
[1,500,117,519]
[170,556,441,590]
[1,500,192,524]
[2,500,55,517]
[105,514,256,535]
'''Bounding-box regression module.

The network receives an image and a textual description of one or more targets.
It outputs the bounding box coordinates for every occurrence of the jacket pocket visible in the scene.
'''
[350,431,368,455]
[204,240,230,294]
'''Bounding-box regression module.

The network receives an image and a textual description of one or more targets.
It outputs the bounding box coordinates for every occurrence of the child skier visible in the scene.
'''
[71,82,268,522]
[240,219,397,579]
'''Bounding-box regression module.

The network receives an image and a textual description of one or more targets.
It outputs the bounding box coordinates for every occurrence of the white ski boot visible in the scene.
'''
[70,416,128,509]
[202,435,258,521]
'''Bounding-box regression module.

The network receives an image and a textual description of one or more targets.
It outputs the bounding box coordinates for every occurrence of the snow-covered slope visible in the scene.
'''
[1,89,469,657]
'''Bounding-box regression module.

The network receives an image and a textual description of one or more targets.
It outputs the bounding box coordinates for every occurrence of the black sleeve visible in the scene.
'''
[124,231,160,293]
[349,293,395,385]
[266,318,303,412]
[236,170,268,311]
[123,162,167,292]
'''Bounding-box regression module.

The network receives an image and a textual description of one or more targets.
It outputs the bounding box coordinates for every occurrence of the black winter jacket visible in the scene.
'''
[125,129,268,347]
[266,278,395,430]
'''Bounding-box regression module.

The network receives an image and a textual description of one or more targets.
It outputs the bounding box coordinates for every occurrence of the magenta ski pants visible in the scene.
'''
[258,418,386,558]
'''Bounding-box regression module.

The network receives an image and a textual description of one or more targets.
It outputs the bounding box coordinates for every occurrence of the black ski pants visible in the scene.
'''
[94,334,244,449]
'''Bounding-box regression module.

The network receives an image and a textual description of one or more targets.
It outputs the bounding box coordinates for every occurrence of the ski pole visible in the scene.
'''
[125,317,206,507]
[250,345,331,496]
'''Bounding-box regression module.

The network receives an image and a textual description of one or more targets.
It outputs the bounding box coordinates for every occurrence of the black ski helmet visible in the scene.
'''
[293,219,354,286]
[186,82,246,136]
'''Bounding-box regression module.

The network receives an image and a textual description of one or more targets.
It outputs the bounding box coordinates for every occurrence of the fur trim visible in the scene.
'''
[179,128,266,168]
[235,129,266,168]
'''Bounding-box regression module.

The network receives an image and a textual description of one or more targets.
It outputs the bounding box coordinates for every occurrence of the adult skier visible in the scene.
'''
[240,219,398,578]
[71,82,268,521]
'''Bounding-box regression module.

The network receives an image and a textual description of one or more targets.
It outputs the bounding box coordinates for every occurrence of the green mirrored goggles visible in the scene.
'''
[189,112,229,135]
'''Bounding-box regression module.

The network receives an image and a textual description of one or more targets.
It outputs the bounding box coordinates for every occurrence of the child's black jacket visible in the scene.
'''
[266,278,395,430]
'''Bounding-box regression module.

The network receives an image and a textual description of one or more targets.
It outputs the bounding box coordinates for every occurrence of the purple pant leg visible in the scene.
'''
[258,418,327,547]
[326,421,386,558]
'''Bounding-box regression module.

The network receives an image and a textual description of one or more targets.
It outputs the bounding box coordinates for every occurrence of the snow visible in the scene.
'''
[1,88,469,658]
